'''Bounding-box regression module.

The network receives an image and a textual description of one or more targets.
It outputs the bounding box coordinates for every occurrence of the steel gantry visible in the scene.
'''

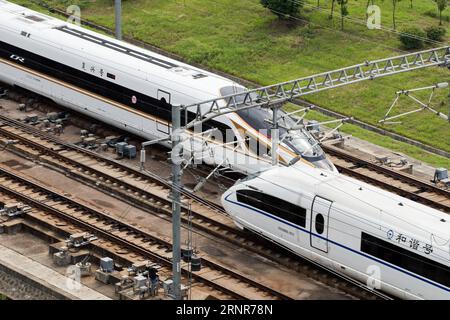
[181,46,450,129]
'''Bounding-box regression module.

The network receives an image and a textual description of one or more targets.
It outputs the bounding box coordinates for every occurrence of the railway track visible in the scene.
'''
[19,1,449,213]
[0,165,294,300]
[323,145,450,213]
[0,112,387,300]
[0,4,445,301]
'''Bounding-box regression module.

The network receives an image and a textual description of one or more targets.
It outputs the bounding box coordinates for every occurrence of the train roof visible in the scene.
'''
[0,1,241,101]
[251,166,450,241]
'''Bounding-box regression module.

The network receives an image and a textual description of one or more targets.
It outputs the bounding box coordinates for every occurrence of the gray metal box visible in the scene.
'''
[100,257,114,273]
[116,142,128,155]
[435,168,448,181]
[124,145,137,159]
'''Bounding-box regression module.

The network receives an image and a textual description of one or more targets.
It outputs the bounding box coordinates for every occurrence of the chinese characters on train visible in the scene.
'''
[82,62,104,78]
[387,229,433,254]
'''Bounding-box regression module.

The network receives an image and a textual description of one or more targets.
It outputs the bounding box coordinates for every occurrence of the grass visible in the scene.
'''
[9,0,450,168]
[303,109,450,168]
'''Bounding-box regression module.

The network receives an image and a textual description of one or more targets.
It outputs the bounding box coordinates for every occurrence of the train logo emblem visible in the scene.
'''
[10,54,25,63]
[387,230,394,240]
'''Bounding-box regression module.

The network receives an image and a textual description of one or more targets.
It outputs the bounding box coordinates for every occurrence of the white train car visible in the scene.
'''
[222,166,450,299]
[0,1,336,174]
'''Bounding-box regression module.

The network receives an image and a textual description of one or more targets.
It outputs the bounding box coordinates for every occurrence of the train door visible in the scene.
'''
[310,196,332,253]
[157,89,171,134]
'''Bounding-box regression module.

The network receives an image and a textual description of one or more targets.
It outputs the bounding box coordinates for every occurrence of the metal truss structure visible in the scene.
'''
[379,82,450,124]
[181,46,450,129]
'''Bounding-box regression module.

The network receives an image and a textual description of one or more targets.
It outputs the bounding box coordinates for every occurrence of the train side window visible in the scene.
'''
[107,73,116,80]
[236,189,306,228]
[315,214,325,234]
[361,232,450,288]
[157,89,171,104]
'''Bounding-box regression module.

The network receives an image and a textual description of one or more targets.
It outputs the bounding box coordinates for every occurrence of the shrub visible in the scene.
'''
[426,26,446,42]
[399,27,426,50]
[260,0,303,19]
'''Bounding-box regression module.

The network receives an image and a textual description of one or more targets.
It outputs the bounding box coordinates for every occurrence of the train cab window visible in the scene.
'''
[236,189,306,227]
[361,232,450,288]
[157,90,171,105]
[235,107,291,147]
[315,214,325,234]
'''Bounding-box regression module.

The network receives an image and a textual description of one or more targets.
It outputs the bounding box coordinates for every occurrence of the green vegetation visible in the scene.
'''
[302,109,450,168]
[399,26,426,49]
[0,294,7,300]
[9,0,450,168]
[426,25,446,41]
[260,0,303,20]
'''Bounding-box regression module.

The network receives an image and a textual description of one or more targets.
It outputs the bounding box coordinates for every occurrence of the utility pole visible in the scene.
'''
[115,0,122,40]
[447,79,450,122]
[171,104,182,300]
[271,106,279,166]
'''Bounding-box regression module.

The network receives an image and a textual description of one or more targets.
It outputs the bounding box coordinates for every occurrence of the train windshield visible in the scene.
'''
[220,86,332,169]
[236,107,326,160]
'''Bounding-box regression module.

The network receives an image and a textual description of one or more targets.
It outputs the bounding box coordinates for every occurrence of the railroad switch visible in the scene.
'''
[23,114,39,125]
[128,261,162,277]
[375,155,391,165]
[0,202,31,217]
[66,232,97,249]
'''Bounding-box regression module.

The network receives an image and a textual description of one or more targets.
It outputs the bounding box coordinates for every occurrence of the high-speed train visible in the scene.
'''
[0,1,336,174]
[222,166,450,299]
